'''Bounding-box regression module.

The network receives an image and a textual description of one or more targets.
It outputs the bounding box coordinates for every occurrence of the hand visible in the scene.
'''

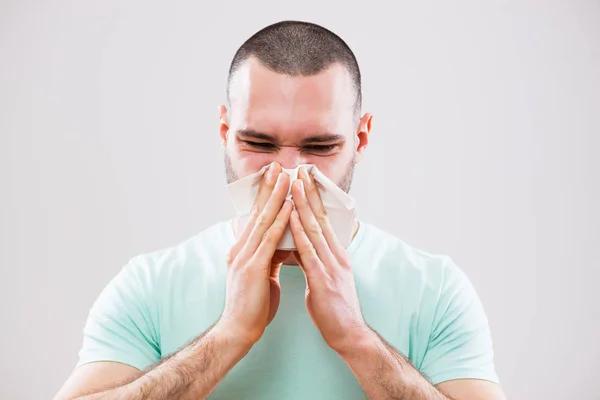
[289,166,370,353]
[218,162,293,345]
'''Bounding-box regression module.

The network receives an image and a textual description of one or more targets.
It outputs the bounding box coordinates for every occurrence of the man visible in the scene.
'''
[54,21,507,400]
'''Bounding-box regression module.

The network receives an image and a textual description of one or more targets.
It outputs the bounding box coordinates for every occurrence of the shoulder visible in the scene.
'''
[356,221,493,341]
[119,219,233,289]
[354,221,483,333]
[353,223,493,368]
[356,221,468,291]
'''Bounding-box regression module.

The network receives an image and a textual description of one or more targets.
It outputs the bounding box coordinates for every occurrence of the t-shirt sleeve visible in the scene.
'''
[76,258,161,371]
[419,258,499,385]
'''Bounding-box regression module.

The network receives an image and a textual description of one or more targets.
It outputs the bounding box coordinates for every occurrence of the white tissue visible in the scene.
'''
[225,164,357,250]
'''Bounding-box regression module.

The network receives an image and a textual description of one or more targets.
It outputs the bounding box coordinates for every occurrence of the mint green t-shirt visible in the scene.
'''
[77,220,499,399]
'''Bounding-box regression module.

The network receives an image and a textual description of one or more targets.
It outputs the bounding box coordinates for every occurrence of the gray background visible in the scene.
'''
[1,1,598,399]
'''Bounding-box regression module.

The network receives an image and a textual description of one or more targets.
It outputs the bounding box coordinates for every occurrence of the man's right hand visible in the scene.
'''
[216,162,292,345]
[53,162,293,400]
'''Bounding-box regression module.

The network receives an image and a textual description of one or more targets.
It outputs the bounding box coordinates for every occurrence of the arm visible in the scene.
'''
[289,167,507,400]
[57,323,252,400]
[337,328,449,399]
[337,328,506,400]
[56,163,294,400]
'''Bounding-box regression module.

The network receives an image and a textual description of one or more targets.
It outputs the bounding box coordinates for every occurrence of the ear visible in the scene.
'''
[219,104,229,147]
[354,112,372,163]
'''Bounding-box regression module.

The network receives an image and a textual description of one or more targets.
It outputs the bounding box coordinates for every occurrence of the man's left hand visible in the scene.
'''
[289,166,371,353]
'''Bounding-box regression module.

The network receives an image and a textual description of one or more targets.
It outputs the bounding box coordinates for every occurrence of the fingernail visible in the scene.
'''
[276,172,285,184]
[304,173,313,188]
[300,167,311,185]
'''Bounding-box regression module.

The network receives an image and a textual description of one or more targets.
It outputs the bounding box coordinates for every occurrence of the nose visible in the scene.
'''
[274,146,308,170]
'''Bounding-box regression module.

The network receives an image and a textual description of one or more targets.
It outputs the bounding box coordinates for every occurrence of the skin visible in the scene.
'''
[54,164,295,399]
[53,56,507,400]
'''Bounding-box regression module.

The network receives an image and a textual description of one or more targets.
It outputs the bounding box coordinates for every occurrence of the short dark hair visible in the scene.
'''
[227,20,362,114]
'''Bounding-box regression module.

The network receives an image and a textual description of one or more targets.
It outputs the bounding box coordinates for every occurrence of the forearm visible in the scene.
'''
[73,323,252,400]
[337,328,450,400]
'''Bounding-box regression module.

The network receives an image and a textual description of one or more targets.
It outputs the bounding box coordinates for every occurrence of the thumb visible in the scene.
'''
[270,261,282,281]
[270,250,291,282]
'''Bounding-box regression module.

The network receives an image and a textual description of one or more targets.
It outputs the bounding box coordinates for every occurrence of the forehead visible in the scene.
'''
[228,57,356,138]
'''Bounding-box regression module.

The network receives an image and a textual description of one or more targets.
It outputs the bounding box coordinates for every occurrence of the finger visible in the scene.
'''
[270,250,290,282]
[289,207,327,278]
[251,199,294,266]
[298,166,344,257]
[291,179,337,267]
[237,173,290,264]
[229,162,282,257]
[292,251,303,268]
[252,162,282,218]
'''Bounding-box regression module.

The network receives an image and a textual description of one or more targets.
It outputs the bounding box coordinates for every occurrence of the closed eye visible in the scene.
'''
[302,144,339,154]
[241,140,340,155]
[242,141,277,151]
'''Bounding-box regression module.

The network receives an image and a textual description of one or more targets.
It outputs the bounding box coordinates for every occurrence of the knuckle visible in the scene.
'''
[238,263,252,275]
[262,228,275,242]
[255,212,270,228]
[323,277,335,291]
[339,253,352,267]
[234,255,253,270]
[307,221,322,235]
[316,211,328,226]
[298,240,316,256]
[229,256,247,271]
[249,204,261,220]
[319,205,328,219]
[263,225,283,243]
[295,220,306,233]
[323,274,339,292]
[226,250,236,266]
[262,234,276,247]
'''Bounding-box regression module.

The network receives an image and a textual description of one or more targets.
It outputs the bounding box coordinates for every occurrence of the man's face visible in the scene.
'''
[220,57,371,193]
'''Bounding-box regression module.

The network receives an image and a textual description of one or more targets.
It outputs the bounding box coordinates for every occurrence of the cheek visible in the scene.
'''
[303,151,353,180]
[233,147,275,175]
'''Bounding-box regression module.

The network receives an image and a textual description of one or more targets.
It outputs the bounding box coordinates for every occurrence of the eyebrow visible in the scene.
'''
[236,129,345,146]
[301,134,345,145]
[236,130,277,143]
